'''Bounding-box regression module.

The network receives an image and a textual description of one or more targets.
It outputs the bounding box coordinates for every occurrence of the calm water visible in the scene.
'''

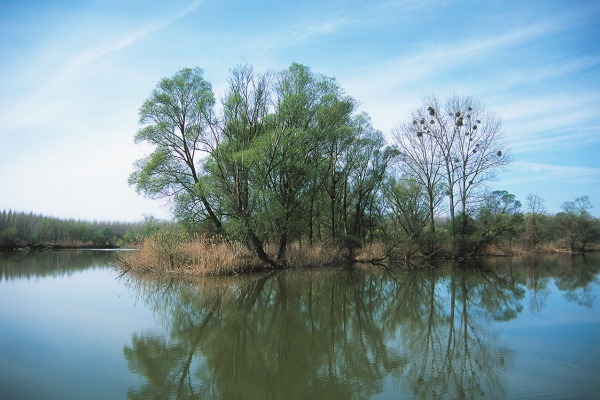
[0,251,599,399]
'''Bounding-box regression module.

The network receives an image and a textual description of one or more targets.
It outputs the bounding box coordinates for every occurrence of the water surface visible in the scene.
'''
[0,251,598,399]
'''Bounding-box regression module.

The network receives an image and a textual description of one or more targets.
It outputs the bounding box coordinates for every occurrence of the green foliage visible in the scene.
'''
[555,196,598,252]
[0,209,147,249]
[135,63,396,263]
[129,67,221,232]
[129,64,599,265]
[464,190,523,254]
[383,177,431,255]
[0,226,20,248]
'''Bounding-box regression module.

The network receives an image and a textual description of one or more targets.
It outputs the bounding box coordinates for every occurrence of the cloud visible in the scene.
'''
[0,1,202,136]
[240,15,355,55]
[497,91,600,154]
[59,0,202,82]
[504,161,600,186]
[494,56,600,91]
[334,5,599,139]
[350,16,571,93]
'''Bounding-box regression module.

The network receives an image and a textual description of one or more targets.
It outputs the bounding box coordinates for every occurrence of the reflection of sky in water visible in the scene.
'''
[495,280,600,400]
[0,252,161,400]
[0,251,599,399]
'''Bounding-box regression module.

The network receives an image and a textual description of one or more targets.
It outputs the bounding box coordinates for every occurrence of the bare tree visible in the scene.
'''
[395,95,511,255]
[525,192,546,250]
[392,108,444,234]
[424,96,510,237]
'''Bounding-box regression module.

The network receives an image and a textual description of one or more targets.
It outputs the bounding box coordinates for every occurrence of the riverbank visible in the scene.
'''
[0,243,123,252]
[116,235,600,277]
[116,235,356,276]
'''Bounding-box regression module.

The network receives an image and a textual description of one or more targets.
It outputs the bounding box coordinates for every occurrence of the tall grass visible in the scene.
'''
[119,230,266,276]
[119,228,359,276]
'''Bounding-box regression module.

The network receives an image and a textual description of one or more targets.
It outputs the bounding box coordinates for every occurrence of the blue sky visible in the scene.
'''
[1,0,599,221]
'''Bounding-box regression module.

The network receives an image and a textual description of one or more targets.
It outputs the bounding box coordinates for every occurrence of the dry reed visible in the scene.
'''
[119,233,266,276]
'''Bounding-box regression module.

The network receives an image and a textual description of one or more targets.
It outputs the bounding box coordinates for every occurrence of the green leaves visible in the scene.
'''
[130,63,399,260]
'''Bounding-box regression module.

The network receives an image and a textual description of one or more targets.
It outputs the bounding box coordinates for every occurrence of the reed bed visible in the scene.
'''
[279,242,345,267]
[119,232,266,276]
[119,228,362,276]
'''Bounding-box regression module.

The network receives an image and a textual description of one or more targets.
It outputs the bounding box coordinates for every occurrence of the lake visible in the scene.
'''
[1,251,599,399]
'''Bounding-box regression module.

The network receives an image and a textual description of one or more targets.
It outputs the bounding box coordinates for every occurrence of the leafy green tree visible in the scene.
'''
[202,65,274,263]
[200,63,387,264]
[344,115,398,245]
[382,177,431,257]
[0,226,20,248]
[129,67,222,232]
[268,63,355,258]
[471,190,523,254]
[557,196,597,253]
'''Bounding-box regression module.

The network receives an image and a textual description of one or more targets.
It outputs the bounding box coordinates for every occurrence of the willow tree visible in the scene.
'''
[129,67,222,232]
[201,64,364,264]
[558,196,596,253]
[344,113,398,244]
[131,64,394,266]
[202,65,275,263]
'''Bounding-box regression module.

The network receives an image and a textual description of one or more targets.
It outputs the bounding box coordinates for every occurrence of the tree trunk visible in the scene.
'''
[428,199,436,234]
[200,195,222,231]
[277,232,288,261]
[246,230,280,268]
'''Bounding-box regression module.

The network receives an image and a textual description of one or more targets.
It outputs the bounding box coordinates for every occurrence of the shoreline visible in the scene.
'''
[0,244,127,252]
[115,242,600,278]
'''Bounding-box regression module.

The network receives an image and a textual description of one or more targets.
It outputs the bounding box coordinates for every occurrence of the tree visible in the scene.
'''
[382,177,431,257]
[401,95,511,255]
[129,67,222,232]
[201,63,369,265]
[557,196,597,253]
[392,106,444,235]
[473,190,523,254]
[337,115,397,259]
[269,63,356,259]
[203,65,275,264]
[524,192,546,250]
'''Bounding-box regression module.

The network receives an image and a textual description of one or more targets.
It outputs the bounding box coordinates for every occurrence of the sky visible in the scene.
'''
[1,0,599,221]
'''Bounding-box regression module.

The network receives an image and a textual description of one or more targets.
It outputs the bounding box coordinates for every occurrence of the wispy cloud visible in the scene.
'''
[247,15,355,52]
[351,17,571,93]
[497,91,600,154]
[60,0,202,80]
[495,56,600,90]
[505,161,600,186]
[0,1,202,134]
[338,7,599,138]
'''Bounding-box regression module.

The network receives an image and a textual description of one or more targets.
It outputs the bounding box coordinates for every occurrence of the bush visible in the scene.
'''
[0,227,20,248]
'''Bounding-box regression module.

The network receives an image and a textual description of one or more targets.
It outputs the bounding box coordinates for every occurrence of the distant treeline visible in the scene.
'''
[0,210,168,250]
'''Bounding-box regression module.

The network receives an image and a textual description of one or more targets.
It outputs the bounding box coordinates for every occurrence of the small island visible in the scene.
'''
[117,64,599,275]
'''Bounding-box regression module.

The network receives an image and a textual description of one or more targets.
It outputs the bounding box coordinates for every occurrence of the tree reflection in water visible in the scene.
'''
[388,265,524,400]
[122,256,598,400]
